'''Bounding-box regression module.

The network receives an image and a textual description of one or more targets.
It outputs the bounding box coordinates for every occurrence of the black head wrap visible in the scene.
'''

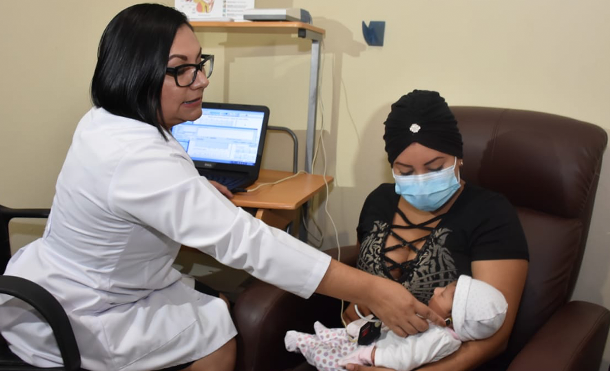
[383,90,463,165]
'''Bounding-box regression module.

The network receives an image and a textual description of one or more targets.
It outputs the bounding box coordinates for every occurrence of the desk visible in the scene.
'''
[232,169,333,233]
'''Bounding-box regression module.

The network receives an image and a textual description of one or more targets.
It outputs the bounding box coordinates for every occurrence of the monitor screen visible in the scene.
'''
[172,107,266,166]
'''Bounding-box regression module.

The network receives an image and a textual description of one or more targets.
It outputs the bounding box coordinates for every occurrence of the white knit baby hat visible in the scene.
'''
[452,275,508,341]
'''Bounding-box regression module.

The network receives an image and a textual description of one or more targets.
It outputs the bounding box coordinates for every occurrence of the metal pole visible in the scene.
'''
[300,38,322,242]
[305,39,321,173]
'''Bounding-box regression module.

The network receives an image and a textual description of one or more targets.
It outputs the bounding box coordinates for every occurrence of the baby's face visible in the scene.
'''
[428,281,457,320]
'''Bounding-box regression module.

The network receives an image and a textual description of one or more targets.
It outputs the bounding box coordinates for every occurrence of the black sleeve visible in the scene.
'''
[357,184,398,244]
[468,192,529,261]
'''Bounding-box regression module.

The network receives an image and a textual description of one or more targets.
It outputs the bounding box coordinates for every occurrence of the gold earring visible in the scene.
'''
[460,160,464,166]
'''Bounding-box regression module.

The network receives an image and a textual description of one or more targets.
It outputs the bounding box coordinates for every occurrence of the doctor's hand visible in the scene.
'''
[315,261,444,340]
[365,278,445,337]
[209,181,233,199]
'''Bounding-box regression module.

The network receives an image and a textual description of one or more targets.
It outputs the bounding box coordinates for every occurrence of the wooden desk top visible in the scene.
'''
[231,169,333,210]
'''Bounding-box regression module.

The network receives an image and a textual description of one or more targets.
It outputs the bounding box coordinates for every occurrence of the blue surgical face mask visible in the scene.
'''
[392,157,461,212]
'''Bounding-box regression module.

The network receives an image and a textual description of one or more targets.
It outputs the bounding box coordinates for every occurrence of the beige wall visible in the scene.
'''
[1,0,609,368]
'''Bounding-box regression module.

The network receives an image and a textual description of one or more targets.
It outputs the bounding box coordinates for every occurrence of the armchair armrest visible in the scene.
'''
[507,300,610,371]
[0,206,50,221]
[233,245,359,371]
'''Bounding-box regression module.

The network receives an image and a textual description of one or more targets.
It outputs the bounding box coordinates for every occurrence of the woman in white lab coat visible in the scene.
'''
[0,4,444,371]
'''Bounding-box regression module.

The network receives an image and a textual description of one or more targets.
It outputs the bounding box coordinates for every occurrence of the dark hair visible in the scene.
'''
[91,3,193,139]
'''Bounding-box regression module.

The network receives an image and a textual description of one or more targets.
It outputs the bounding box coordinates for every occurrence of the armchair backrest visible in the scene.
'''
[452,106,608,362]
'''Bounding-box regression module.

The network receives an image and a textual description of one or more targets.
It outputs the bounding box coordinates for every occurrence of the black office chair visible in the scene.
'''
[0,205,49,275]
[0,205,82,370]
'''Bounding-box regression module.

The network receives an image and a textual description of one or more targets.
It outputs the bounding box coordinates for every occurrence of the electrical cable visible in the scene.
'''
[241,170,306,192]
[301,213,324,247]
[307,40,351,329]
[354,304,381,323]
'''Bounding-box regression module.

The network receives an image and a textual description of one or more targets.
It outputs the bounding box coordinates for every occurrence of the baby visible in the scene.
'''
[285,275,508,371]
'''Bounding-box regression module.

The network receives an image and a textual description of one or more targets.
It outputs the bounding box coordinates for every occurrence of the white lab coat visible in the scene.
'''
[0,108,331,370]
[375,325,462,370]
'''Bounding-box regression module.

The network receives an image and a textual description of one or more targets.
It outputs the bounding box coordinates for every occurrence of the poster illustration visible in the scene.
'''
[175,0,224,20]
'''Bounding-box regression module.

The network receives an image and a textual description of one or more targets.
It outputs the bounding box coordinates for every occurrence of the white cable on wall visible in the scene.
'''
[307,41,351,328]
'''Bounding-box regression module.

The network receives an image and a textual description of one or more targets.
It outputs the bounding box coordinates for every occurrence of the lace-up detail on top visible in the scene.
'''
[380,208,445,283]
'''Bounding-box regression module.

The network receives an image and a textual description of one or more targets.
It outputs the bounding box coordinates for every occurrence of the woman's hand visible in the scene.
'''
[209,181,233,199]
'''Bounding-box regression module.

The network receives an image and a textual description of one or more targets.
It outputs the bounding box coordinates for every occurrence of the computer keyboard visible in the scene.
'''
[205,174,245,190]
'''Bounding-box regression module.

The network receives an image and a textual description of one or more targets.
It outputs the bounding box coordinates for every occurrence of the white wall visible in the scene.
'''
[1,0,609,368]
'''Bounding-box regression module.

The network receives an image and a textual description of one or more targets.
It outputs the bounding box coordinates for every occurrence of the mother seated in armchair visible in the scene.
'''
[234,88,610,371]
[336,89,529,371]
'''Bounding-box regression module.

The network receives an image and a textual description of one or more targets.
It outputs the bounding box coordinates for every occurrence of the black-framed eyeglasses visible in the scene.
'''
[166,54,214,87]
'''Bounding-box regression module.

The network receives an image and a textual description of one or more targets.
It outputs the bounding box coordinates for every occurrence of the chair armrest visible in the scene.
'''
[0,206,51,274]
[233,245,359,371]
[507,300,610,371]
[0,275,81,371]
[0,205,50,221]
[234,279,343,371]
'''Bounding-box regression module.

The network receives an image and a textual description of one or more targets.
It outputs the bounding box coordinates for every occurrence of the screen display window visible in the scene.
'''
[172,108,265,166]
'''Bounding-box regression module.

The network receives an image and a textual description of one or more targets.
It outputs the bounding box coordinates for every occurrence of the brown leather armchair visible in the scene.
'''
[232,107,610,371]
